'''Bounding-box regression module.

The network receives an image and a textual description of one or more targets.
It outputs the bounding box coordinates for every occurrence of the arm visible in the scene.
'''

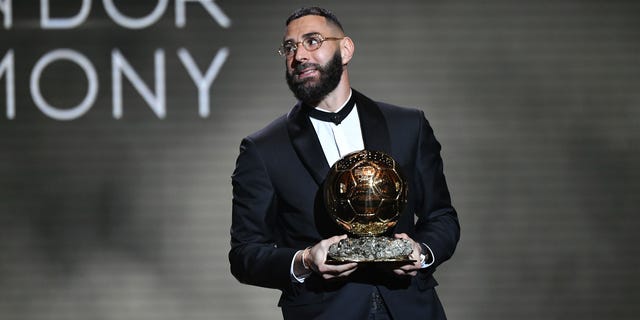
[413,111,460,269]
[394,111,460,276]
[228,137,297,290]
[229,138,358,288]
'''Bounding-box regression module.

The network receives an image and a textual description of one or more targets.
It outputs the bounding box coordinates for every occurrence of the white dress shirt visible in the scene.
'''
[309,92,364,166]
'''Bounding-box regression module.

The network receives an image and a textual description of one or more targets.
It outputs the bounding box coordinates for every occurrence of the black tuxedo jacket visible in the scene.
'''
[230,90,460,319]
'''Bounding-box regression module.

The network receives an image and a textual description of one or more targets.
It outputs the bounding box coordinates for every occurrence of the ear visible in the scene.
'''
[340,37,355,65]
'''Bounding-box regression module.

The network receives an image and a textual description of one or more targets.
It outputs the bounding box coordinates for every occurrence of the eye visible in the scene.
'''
[282,43,296,54]
[303,36,322,49]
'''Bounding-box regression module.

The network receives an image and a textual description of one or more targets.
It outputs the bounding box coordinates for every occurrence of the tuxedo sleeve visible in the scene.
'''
[412,111,460,271]
[229,137,297,290]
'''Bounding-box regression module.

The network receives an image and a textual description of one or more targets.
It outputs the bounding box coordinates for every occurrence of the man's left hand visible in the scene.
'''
[391,233,423,277]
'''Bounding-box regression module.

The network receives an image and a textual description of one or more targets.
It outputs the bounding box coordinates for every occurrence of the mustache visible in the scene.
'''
[292,62,320,74]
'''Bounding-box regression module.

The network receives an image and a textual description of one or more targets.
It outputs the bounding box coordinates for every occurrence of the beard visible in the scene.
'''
[285,51,344,106]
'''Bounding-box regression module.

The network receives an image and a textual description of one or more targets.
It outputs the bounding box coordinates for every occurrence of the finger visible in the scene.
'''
[394,233,408,239]
[395,233,418,249]
[394,262,420,273]
[340,266,359,277]
[393,266,413,273]
[323,266,359,279]
[321,263,358,278]
[327,234,348,245]
[392,268,417,277]
[392,269,407,276]
[319,262,357,275]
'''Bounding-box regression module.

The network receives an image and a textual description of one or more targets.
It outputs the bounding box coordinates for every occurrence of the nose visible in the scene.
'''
[293,44,310,62]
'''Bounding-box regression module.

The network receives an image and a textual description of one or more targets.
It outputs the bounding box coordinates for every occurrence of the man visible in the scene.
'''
[229,7,460,319]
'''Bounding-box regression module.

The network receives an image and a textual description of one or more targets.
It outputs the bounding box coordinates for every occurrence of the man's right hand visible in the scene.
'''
[299,234,358,280]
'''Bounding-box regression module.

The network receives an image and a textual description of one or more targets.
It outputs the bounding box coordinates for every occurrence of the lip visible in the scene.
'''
[296,67,318,79]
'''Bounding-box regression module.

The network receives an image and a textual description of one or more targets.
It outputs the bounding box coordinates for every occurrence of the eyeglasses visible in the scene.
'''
[278,33,344,57]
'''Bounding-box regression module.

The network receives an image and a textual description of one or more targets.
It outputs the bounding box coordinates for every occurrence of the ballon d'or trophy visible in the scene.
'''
[324,150,413,263]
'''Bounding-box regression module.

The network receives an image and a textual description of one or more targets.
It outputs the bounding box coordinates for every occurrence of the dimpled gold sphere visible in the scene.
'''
[324,150,408,237]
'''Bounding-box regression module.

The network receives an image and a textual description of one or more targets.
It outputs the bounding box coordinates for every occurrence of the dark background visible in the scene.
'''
[1,0,639,319]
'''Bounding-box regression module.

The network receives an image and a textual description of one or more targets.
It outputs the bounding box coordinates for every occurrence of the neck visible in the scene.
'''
[315,72,351,112]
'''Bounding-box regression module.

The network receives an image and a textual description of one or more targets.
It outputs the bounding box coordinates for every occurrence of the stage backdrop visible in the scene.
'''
[1,0,639,319]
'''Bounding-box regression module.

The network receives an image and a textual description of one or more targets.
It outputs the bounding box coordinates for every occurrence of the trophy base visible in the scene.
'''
[326,236,414,263]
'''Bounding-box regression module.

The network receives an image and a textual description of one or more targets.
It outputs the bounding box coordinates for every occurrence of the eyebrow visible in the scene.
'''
[283,32,321,43]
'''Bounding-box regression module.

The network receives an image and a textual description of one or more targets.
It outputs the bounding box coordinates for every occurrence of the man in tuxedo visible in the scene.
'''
[229,7,460,319]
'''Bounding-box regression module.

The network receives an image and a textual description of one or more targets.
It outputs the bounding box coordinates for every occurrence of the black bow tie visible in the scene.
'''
[306,95,356,125]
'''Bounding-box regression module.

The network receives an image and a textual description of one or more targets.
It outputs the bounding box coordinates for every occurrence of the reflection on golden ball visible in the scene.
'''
[324,150,408,237]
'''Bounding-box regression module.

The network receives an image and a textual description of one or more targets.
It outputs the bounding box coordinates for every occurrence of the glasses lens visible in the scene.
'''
[302,35,323,51]
[279,43,295,56]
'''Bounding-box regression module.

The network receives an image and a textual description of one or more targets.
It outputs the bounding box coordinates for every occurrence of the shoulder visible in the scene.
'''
[373,100,429,135]
[376,101,424,119]
[245,114,289,146]
[234,114,289,176]
[369,99,440,152]
[354,89,425,122]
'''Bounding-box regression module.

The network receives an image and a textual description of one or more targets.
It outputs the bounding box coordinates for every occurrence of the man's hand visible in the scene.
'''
[304,235,358,280]
[391,233,424,277]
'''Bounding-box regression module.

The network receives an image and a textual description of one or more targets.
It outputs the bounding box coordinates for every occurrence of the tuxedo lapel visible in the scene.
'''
[353,90,392,154]
[287,102,330,185]
[286,90,391,184]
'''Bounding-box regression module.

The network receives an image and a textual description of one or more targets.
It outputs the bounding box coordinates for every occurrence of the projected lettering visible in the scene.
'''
[0,0,231,120]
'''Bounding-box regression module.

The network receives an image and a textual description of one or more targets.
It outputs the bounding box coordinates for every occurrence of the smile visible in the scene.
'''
[297,67,318,79]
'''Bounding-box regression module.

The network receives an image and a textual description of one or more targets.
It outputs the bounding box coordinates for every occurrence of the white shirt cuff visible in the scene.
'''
[420,243,435,269]
[290,250,312,283]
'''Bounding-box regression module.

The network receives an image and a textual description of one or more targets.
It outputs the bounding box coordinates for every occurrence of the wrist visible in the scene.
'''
[292,248,312,279]
[301,247,312,270]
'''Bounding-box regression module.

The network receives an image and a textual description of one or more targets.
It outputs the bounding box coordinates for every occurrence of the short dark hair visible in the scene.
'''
[285,7,344,32]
